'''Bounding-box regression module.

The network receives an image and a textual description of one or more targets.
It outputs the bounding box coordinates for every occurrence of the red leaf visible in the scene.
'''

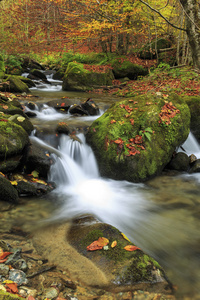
[130,118,134,125]
[0,258,7,263]
[114,139,123,145]
[110,119,116,124]
[61,102,65,107]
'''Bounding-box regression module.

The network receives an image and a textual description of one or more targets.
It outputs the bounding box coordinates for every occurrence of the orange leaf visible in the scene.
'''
[5,283,18,294]
[61,102,65,107]
[114,139,123,145]
[87,237,109,251]
[0,258,7,263]
[124,245,140,251]
[2,105,8,109]
[110,119,116,124]
[0,252,12,260]
[130,118,134,125]
[111,241,117,248]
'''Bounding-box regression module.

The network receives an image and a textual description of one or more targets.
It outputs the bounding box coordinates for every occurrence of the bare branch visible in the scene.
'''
[138,0,187,31]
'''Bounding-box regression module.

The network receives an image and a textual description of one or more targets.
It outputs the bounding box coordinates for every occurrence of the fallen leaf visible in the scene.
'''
[0,252,12,260]
[31,178,47,185]
[2,105,8,109]
[130,118,134,125]
[110,119,116,124]
[87,237,109,251]
[0,284,7,292]
[61,102,65,107]
[10,181,18,186]
[5,282,18,294]
[124,245,140,251]
[17,116,25,122]
[31,170,39,178]
[111,241,117,248]
[121,233,131,242]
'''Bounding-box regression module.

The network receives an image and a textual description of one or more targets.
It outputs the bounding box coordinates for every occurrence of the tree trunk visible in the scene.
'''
[179,0,200,69]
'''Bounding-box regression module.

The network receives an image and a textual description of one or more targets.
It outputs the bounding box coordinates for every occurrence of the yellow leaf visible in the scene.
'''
[31,178,47,185]
[0,172,5,177]
[17,116,25,122]
[31,170,39,178]
[111,240,117,248]
[121,233,131,242]
[10,181,18,186]
[3,280,14,284]
[0,284,7,292]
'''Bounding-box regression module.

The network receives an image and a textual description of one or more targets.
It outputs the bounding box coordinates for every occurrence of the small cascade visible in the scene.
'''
[179,132,200,158]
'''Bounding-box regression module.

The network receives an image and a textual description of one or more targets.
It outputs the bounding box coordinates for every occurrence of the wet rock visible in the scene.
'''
[189,154,197,164]
[24,111,37,118]
[12,259,28,272]
[8,269,27,286]
[56,122,71,135]
[25,142,52,179]
[0,156,23,174]
[166,152,190,172]
[0,176,18,203]
[25,102,38,110]
[29,69,47,81]
[69,104,88,116]
[189,159,200,173]
[67,219,172,293]
[43,287,59,299]
[0,76,30,93]
[81,98,100,116]
[18,287,37,298]
[47,99,79,113]
[0,264,10,276]
[5,249,21,266]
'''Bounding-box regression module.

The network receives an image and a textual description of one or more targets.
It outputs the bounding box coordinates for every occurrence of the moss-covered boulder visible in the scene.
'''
[139,38,172,60]
[111,59,148,80]
[0,54,5,79]
[29,69,47,81]
[0,175,18,203]
[8,114,34,135]
[66,217,172,292]
[86,93,190,182]
[62,62,114,91]
[1,76,30,93]
[185,96,200,142]
[0,119,29,160]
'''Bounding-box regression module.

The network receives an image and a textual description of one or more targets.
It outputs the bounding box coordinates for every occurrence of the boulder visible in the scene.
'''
[25,141,52,179]
[0,120,29,160]
[81,98,100,116]
[0,76,30,93]
[62,62,114,91]
[86,93,190,182]
[67,218,172,292]
[111,59,148,80]
[29,69,47,81]
[185,96,200,142]
[189,159,200,174]
[166,152,190,172]
[69,104,88,116]
[0,175,18,203]
[8,114,34,135]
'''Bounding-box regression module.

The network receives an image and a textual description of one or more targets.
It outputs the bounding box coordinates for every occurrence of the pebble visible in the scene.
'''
[9,269,28,285]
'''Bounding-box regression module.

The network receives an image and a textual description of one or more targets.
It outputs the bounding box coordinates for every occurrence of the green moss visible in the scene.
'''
[0,290,23,300]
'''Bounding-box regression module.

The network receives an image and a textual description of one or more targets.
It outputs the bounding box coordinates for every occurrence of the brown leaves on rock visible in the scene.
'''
[159,101,180,125]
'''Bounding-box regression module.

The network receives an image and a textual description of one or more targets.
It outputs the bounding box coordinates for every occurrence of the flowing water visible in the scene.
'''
[1,78,200,298]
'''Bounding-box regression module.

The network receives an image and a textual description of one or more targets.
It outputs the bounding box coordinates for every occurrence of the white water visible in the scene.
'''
[179,132,200,158]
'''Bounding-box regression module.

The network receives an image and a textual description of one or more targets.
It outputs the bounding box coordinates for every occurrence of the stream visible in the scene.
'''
[1,76,200,298]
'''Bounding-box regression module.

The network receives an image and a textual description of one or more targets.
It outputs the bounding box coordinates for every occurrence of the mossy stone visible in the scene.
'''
[2,76,29,93]
[62,62,114,91]
[9,114,34,135]
[111,59,148,79]
[139,38,172,59]
[86,93,190,182]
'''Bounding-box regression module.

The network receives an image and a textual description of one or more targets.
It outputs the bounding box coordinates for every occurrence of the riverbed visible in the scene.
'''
[1,83,200,299]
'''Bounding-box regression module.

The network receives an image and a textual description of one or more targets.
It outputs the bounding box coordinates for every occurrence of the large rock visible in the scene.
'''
[62,62,114,91]
[86,93,190,182]
[111,59,148,80]
[0,120,29,160]
[0,175,18,203]
[1,76,30,93]
[32,217,173,294]
[185,96,200,142]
